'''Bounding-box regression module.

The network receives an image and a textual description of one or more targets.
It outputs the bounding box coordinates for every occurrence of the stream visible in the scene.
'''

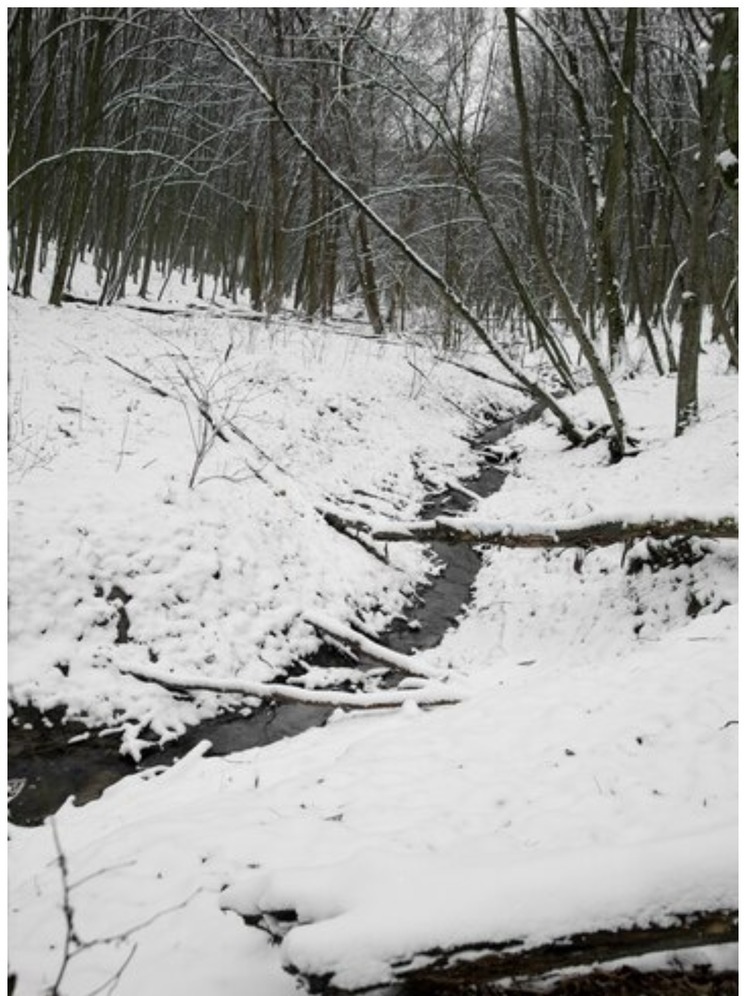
[8,407,538,827]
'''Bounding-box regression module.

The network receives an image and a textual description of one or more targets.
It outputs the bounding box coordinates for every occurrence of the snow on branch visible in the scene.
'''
[120,664,462,710]
[119,610,455,710]
[394,908,738,994]
[9,146,209,193]
[303,610,446,679]
[368,514,738,549]
[223,826,737,993]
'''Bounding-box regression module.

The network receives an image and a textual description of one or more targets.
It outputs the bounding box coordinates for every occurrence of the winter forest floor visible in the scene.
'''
[7,277,738,995]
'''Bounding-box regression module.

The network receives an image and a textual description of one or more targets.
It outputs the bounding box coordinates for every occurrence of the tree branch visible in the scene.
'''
[396,908,738,994]
[105,355,170,398]
[120,663,462,709]
[303,610,443,679]
[183,10,586,447]
[320,506,390,564]
[367,514,738,549]
[8,145,210,193]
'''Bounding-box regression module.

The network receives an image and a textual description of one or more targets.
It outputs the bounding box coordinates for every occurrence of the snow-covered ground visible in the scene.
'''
[8,282,738,994]
[8,289,497,755]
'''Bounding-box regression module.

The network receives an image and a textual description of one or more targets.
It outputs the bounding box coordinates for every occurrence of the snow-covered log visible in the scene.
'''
[120,663,462,709]
[394,909,738,994]
[369,514,738,549]
[303,610,443,679]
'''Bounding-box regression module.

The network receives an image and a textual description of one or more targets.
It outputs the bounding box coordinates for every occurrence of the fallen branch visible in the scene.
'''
[437,355,534,395]
[105,355,170,398]
[303,610,443,679]
[395,908,738,995]
[120,664,462,709]
[318,506,389,564]
[368,514,738,549]
[318,504,379,536]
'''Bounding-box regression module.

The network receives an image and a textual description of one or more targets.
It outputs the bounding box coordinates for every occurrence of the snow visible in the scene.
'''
[8,291,489,746]
[717,148,738,171]
[233,825,735,989]
[7,281,738,994]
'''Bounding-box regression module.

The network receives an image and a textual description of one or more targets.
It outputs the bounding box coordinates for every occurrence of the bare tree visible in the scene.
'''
[186,10,590,447]
[8,5,735,440]
[505,9,629,457]
[675,9,737,434]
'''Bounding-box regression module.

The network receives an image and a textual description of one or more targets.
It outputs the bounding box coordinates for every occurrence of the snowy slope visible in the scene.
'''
[8,293,496,754]
[8,291,738,995]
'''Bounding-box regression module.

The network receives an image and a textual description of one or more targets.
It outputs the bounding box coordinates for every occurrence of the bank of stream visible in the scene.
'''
[8,405,541,827]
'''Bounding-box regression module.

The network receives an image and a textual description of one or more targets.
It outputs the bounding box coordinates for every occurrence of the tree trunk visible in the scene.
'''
[367,514,737,549]
[400,909,737,995]
[49,17,112,306]
[20,11,66,298]
[506,10,628,458]
[186,13,589,448]
[675,12,730,435]
[321,188,340,317]
[577,9,638,368]
[355,211,386,336]
[9,9,33,295]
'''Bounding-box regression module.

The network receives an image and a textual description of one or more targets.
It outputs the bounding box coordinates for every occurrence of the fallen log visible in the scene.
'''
[369,514,738,549]
[303,610,445,679]
[488,964,738,995]
[395,908,738,995]
[120,663,462,709]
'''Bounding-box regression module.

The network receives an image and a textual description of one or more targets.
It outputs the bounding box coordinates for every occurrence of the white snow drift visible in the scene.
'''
[8,284,737,995]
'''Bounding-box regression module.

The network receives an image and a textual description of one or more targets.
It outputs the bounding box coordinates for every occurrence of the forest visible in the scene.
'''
[8,8,739,996]
[8,8,738,441]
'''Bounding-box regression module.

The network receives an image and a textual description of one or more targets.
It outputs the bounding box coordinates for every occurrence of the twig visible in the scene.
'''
[115,411,130,472]
[177,367,230,442]
[84,945,137,996]
[49,819,78,996]
[105,355,170,398]
[46,820,201,996]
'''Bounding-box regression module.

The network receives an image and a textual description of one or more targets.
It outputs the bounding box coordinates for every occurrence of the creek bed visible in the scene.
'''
[8,407,536,827]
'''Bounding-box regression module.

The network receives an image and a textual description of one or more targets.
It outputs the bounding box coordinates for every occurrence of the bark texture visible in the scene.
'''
[369,515,738,549]
[396,909,737,995]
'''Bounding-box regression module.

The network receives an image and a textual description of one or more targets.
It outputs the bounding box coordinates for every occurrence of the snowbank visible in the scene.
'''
[8,295,495,748]
[8,292,738,995]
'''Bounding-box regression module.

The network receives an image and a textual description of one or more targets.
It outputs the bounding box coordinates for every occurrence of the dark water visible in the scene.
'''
[8,407,535,827]
[7,701,334,825]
